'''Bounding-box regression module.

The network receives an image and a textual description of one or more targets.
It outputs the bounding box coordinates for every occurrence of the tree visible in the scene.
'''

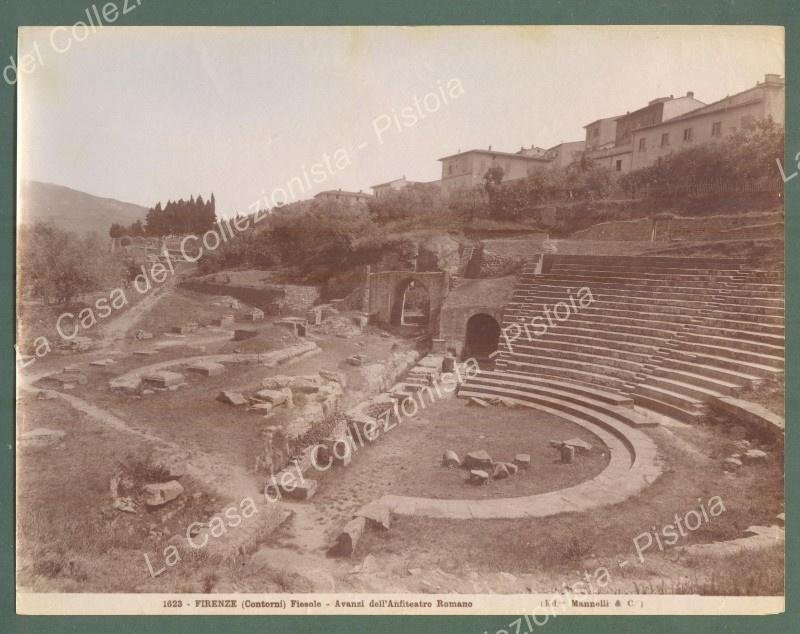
[109,223,126,238]
[18,222,126,305]
[483,165,505,190]
[144,194,217,236]
[128,219,145,236]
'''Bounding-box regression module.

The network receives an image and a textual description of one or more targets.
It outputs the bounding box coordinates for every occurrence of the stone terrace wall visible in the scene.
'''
[572,210,784,242]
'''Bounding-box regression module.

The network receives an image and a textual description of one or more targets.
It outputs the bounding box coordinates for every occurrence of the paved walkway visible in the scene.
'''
[378,394,662,520]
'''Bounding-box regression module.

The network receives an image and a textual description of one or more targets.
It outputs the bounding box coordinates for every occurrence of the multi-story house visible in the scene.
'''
[630,74,785,171]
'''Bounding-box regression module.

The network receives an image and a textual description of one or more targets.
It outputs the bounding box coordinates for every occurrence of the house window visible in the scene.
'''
[712,121,722,137]
[638,138,647,152]
[448,164,453,175]
[593,127,600,137]
[660,133,670,147]
[615,160,622,171]
[683,128,693,142]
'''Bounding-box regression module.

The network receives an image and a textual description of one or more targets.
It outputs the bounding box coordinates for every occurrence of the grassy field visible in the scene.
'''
[16,396,219,592]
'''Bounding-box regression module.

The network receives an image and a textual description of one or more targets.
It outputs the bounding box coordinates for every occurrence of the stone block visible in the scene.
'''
[217,390,247,406]
[463,450,493,471]
[468,469,490,485]
[723,456,743,471]
[441,450,461,468]
[559,444,575,464]
[252,389,289,406]
[492,463,510,480]
[248,402,274,412]
[502,461,519,476]
[467,397,488,408]
[109,376,142,394]
[328,516,366,557]
[290,375,322,394]
[142,480,184,506]
[142,371,184,388]
[89,358,115,367]
[355,502,391,530]
[563,438,592,454]
[742,449,768,464]
[187,361,226,376]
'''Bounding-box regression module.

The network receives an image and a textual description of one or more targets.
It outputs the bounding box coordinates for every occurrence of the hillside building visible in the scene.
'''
[584,92,706,173]
[314,189,372,206]
[629,74,785,171]
[438,147,551,196]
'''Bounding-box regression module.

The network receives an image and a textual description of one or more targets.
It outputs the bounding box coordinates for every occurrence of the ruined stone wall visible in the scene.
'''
[179,281,319,315]
[476,247,527,278]
[367,271,449,331]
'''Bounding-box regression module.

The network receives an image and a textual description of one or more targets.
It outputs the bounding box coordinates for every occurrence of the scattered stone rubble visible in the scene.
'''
[723,443,769,471]
[443,447,534,486]
[109,451,189,515]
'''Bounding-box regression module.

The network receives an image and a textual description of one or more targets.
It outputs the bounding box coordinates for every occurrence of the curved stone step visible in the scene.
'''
[515,285,784,311]
[632,392,706,424]
[497,359,631,392]
[502,338,654,366]
[501,349,642,381]
[640,374,724,402]
[520,278,785,300]
[660,357,763,386]
[634,383,705,412]
[650,365,744,395]
[462,373,663,431]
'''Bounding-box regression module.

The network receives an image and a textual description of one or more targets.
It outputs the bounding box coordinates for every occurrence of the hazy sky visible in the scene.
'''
[18,25,783,216]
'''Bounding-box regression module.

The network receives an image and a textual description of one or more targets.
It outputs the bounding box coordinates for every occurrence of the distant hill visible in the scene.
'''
[18,180,149,236]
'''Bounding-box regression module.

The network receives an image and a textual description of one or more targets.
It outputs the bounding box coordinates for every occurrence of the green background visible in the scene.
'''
[1,1,796,632]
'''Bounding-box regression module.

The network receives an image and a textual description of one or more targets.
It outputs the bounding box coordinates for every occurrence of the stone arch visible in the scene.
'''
[391,278,431,326]
[464,313,501,360]
[367,271,449,334]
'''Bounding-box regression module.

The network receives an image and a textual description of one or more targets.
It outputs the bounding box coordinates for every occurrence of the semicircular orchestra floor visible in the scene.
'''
[307,395,626,529]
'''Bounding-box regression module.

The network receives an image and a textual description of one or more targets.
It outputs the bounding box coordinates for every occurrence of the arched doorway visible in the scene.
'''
[391,279,431,327]
[464,313,501,361]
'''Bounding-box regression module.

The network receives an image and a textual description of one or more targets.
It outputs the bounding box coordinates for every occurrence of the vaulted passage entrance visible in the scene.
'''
[464,313,501,360]
[391,279,431,327]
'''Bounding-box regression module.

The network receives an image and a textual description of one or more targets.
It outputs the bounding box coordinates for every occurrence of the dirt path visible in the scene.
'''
[94,280,175,349]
